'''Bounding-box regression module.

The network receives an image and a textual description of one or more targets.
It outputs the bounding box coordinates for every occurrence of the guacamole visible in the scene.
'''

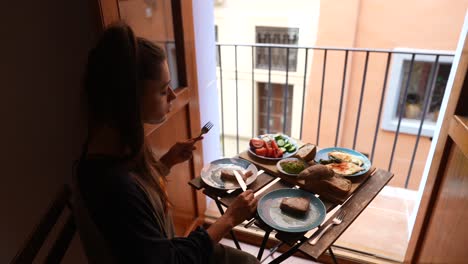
[280,160,305,174]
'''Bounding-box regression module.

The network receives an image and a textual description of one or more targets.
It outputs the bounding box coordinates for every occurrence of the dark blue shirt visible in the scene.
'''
[77,157,213,263]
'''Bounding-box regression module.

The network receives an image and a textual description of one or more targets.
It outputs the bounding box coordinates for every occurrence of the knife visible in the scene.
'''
[227,170,264,194]
[233,170,247,191]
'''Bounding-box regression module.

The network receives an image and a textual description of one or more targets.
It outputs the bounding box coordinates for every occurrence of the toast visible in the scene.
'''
[294,143,317,162]
[321,175,352,196]
[298,164,334,181]
[280,197,310,217]
[220,169,253,181]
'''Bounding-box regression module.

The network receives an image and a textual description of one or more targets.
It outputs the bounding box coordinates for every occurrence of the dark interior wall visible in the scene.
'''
[0,0,98,262]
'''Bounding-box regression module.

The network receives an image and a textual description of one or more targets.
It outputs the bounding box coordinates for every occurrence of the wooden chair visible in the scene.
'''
[11,185,76,264]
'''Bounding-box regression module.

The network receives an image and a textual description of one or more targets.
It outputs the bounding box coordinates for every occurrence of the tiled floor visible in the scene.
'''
[207,186,417,263]
[334,186,417,262]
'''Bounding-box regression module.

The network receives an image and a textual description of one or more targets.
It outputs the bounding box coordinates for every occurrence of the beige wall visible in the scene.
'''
[214,0,321,158]
[303,0,468,189]
[0,0,96,262]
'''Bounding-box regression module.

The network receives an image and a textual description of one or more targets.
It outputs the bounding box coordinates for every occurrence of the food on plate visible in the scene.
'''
[294,143,317,161]
[249,138,265,149]
[298,164,334,181]
[220,169,237,181]
[299,164,352,197]
[328,151,363,166]
[320,175,351,196]
[274,134,297,153]
[243,170,254,178]
[220,169,253,182]
[280,160,306,174]
[249,134,296,159]
[280,197,310,216]
[325,162,364,176]
[307,160,317,167]
[317,150,366,176]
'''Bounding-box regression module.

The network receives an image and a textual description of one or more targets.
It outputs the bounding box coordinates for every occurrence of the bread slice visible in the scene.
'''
[294,143,317,162]
[220,170,234,181]
[298,164,334,181]
[220,169,253,181]
[280,197,310,217]
[321,175,351,196]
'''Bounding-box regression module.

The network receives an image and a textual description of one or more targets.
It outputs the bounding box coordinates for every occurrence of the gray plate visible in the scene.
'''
[201,158,258,190]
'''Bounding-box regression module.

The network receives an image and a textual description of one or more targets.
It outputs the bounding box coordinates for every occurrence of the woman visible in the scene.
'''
[74,22,259,263]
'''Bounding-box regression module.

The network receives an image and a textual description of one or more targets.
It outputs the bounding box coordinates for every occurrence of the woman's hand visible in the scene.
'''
[160,137,203,169]
[206,190,257,243]
[222,190,258,227]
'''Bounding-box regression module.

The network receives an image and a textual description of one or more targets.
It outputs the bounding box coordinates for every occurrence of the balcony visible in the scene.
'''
[212,42,454,262]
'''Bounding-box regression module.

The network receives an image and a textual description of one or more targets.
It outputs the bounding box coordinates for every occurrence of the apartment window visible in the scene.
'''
[258,82,293,135]
[255,26,299,71]
[382,50,452,137]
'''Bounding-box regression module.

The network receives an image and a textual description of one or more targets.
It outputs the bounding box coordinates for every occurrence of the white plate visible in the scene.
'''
[276,158,308,177]
[248,134,299,161]
[201,158,258,190]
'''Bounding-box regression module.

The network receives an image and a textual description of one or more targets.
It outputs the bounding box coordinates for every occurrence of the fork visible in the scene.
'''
[194,121,213,140]
[308,210,346,245]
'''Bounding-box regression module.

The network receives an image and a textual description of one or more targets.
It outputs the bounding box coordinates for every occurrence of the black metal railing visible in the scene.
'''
[216,43,454,189]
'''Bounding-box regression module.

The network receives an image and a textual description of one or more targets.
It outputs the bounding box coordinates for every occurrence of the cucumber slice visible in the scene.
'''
[276,139,285,147]
[286,145,296,153]
[284,143,292,149]
[274,134,284,141]
[280,147,287,153]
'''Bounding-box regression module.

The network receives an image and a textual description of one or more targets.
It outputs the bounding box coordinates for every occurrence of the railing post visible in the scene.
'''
[299,48,309,140]
[217,44,225,156]
[389,53,416,171]
[317,49,328,145]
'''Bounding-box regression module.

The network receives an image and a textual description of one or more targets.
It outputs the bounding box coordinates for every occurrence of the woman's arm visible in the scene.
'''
[206,190,257,243]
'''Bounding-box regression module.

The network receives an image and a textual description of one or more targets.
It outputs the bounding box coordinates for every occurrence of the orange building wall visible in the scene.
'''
[302,0,468,189]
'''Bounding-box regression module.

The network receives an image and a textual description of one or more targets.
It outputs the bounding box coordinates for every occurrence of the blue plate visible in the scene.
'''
[201,158,258,190]
[257,189,326,233]
[315,147,371,177]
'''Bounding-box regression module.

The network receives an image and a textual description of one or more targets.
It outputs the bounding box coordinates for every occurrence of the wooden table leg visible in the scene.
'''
[214,200,242,250]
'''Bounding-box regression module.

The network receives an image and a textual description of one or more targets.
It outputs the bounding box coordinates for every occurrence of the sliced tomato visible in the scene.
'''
[270,140,279,151]
[255,147,267,156]
[250,138,265,149]
[272,149,278,158]
[276,149,284,158]
[267,147,275,157]
[263,147,268,157]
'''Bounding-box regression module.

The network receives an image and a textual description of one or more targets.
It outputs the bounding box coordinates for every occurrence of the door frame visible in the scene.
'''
[404,11,468,263]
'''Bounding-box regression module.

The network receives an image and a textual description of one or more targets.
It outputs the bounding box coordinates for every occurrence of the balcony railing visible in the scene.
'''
[216,43,454,189]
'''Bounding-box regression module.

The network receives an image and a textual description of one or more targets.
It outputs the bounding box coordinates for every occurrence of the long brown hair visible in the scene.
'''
[84,22,170,211]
